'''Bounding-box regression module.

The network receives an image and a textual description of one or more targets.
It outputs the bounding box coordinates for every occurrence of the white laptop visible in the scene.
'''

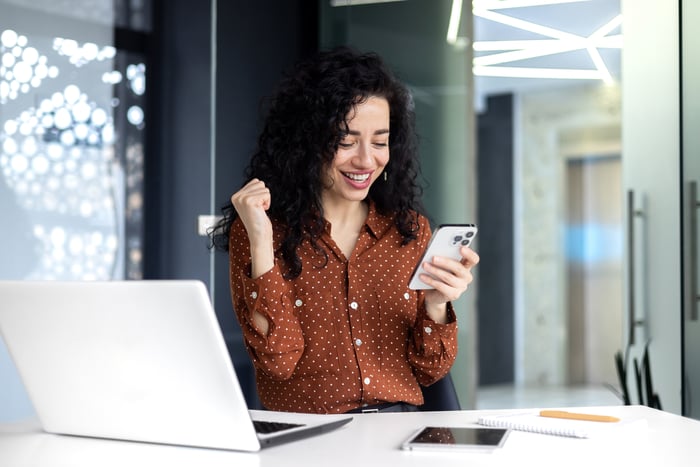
[0,280,351,451]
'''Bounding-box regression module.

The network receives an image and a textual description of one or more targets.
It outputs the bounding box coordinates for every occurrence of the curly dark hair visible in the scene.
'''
[210,46,425,279]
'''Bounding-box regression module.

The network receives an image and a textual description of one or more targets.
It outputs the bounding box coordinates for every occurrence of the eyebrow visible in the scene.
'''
[345,129,390,136]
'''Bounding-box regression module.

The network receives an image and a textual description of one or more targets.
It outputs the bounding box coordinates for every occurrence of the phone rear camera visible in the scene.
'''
[461,239,470,245]
[453,235,463,242]
[466,231,474,238]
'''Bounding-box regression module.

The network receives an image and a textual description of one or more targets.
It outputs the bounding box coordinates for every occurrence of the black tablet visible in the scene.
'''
[401,426,510,452]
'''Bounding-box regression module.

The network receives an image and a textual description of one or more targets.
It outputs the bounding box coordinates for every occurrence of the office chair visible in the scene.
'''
[419,372,461,411]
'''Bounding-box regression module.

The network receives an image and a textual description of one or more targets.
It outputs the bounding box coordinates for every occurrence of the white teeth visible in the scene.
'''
[344,172,370,182]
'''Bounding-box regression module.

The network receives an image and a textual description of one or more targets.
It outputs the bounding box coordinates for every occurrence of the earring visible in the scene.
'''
[384,171,388,182]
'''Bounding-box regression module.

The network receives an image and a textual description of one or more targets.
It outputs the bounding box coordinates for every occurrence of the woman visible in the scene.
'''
[211,46,478,414]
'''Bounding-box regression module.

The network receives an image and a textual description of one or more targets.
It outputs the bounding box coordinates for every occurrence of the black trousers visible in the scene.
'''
[345,402,418,414]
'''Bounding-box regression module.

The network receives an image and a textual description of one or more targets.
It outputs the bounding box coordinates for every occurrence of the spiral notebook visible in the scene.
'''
[477,411,647,439]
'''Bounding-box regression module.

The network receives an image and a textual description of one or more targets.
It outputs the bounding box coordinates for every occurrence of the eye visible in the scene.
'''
[338,142,354,149]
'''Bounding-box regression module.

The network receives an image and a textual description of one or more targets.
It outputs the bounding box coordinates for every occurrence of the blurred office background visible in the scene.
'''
[1,0,697,423]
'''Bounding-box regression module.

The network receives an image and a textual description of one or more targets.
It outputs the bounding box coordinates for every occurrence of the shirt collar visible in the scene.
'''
[364,201,393,239]
[320,201,393,238]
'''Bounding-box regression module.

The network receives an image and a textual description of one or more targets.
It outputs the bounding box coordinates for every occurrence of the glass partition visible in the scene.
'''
[681,0,700,420]
[0,0,150,421]
[0,0,148,281]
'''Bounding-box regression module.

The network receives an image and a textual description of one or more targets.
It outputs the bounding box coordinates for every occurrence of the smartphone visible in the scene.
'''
[408,224,478,290]
[401,426,510,452]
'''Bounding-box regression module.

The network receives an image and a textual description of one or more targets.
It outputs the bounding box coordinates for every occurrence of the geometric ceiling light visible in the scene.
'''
[449,0,623,83]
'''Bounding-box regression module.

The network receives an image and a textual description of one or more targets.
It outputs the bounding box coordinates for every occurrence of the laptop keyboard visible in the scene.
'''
[253,420,303,434]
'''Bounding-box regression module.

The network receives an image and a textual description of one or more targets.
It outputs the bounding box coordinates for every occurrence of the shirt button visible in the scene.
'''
[250,291,258,299]
[355,338,362,347]
[295,299,303,307]
[363,377,371,385]
[424,326,433,335]
[404,292,410,300]
[350,301,358,310]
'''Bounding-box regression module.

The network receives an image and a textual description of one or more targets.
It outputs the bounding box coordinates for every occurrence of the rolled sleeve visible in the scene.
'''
[408,301,458,385]
[235,264,306,380]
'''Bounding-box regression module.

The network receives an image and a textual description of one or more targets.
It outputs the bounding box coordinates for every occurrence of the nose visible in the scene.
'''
[353,141,373,167]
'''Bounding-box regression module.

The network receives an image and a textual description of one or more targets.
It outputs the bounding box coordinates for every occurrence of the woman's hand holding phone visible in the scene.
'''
[409,224,478,290]
[409,225,480,322]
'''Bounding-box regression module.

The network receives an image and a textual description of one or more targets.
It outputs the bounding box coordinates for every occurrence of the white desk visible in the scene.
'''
[1,406,698,467]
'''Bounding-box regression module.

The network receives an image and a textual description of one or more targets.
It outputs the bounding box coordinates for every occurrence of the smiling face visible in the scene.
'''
[321,96,390,209]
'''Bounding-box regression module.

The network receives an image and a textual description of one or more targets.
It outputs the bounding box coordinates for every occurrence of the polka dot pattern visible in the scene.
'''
[228,202,458,414]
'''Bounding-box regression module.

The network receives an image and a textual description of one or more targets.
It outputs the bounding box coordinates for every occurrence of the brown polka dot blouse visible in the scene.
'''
[228,202,458,414]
